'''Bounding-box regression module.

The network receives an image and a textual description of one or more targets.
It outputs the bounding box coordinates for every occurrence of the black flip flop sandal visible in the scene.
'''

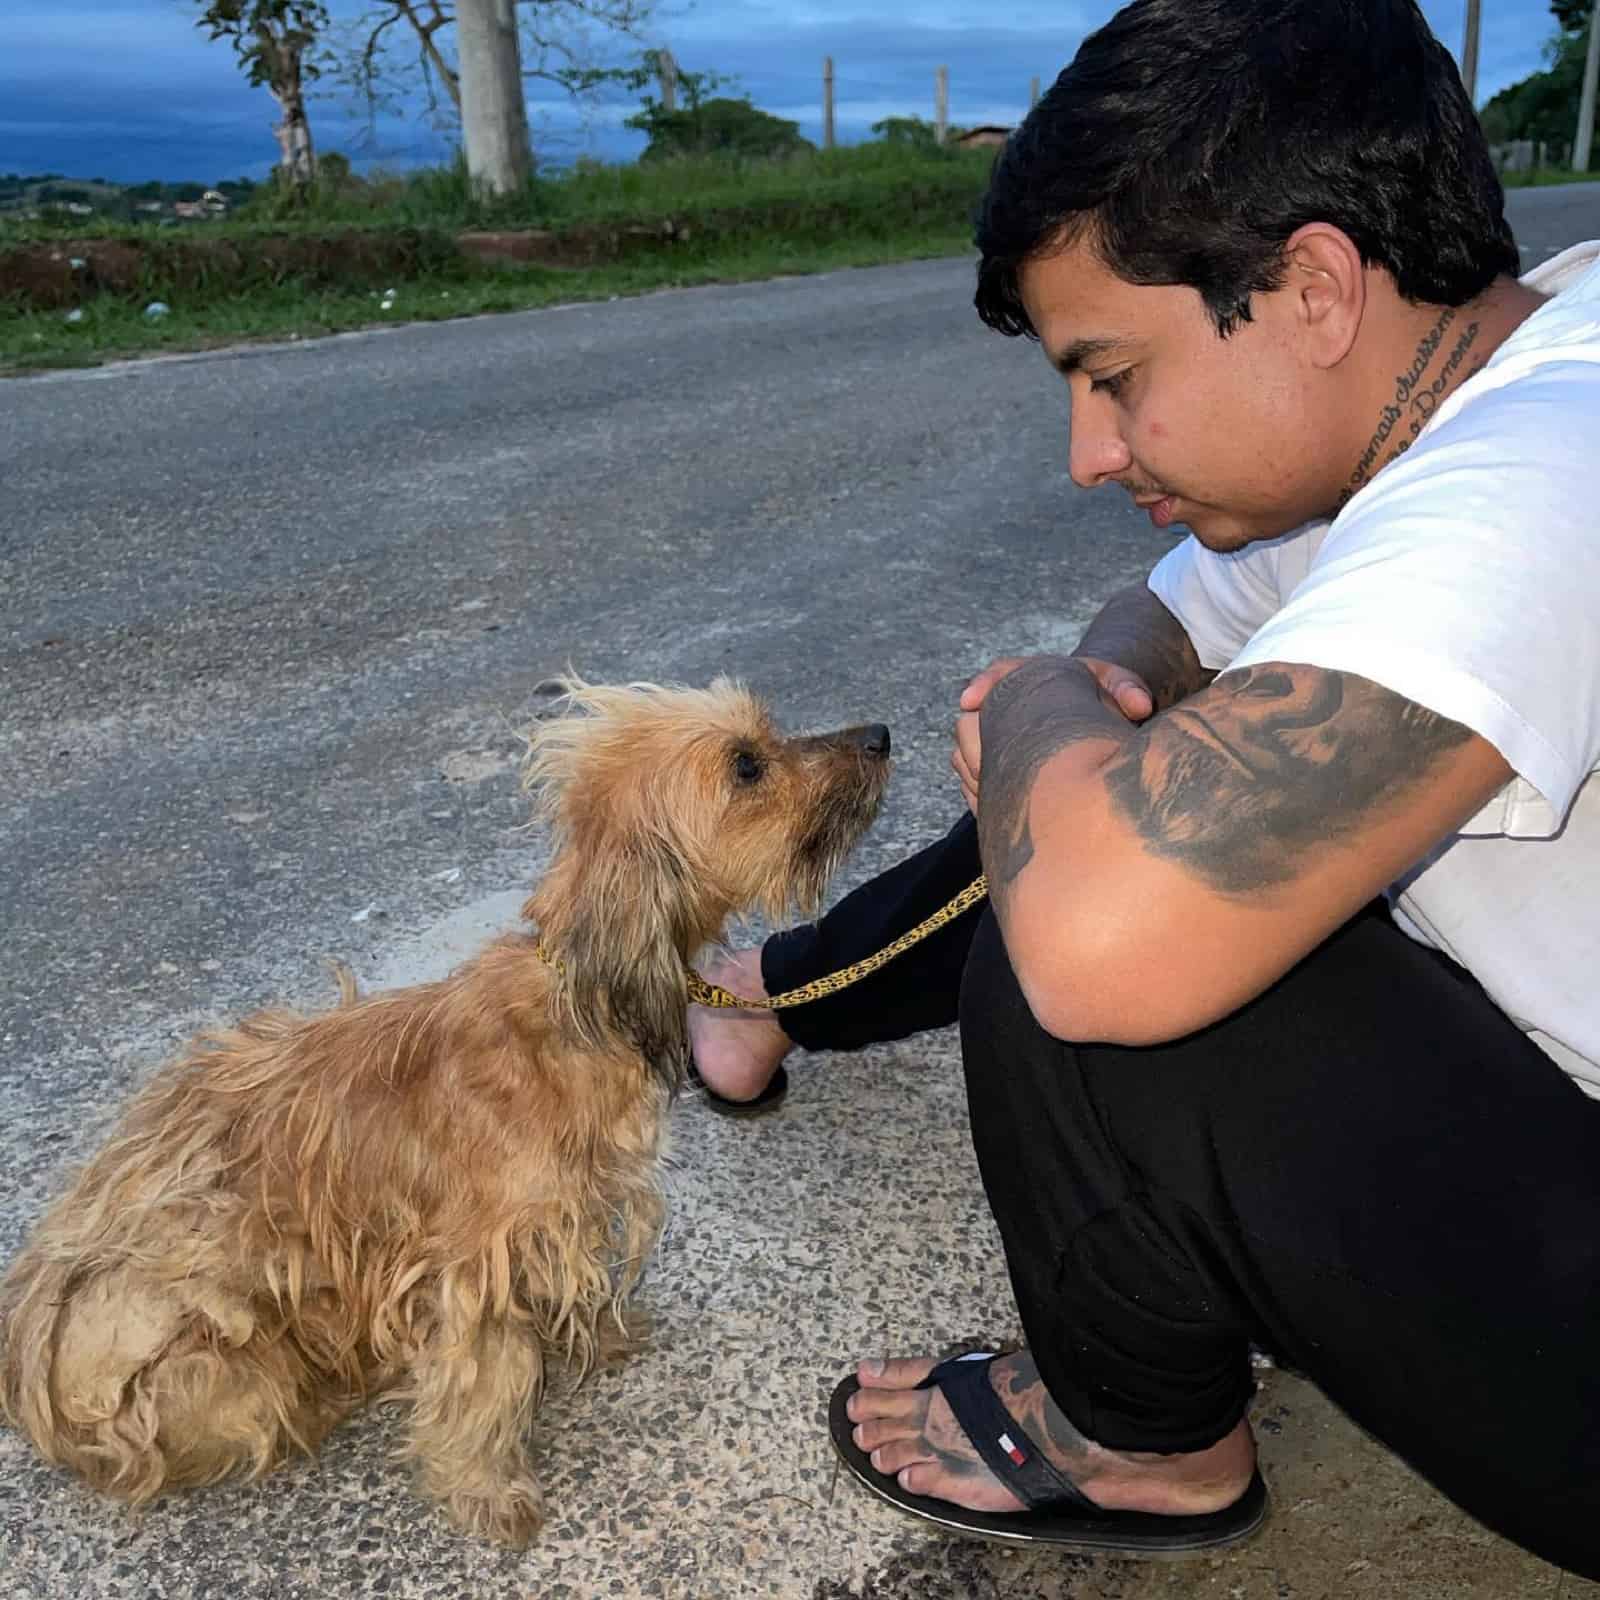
[687,1062,789,1118]
[829,1352,1269,1556]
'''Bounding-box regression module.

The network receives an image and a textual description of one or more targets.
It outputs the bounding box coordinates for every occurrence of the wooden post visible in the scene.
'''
[1029,75,1040,109]
[657,47,678,114]
[823,56,835,150]
[1460,0,1480,103]
[935,65,949,144]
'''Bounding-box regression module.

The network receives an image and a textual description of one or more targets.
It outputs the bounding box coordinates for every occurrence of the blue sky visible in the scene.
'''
[1,1,1567,184]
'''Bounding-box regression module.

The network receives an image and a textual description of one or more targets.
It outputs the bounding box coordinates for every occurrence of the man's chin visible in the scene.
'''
[1186,513,1285,554]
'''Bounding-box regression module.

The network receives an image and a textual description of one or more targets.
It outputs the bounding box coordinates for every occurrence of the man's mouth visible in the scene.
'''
[1133,494,1178,529]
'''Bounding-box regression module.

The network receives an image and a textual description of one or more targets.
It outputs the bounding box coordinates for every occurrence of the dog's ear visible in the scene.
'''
[539,822,696,1070]
[521,678,700,1074]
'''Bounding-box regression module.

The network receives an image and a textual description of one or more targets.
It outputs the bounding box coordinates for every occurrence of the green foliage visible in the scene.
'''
[194,0,328,89]
[1551,0,1591,33]
[1480,17,1592,147]
[630,97,813,162]
[559,49,810,163]
[870,116,942,151]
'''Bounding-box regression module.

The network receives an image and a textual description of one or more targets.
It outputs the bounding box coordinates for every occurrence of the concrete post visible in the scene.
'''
[823,56,835,150]
[1576,0,1600,172]
[1461,0,1481,103]
[657,47,678,114]
[935,65,948,144]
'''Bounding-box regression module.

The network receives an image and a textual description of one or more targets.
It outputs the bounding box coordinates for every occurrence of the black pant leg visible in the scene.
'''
[959,903,1600,1580]
[760,812,985,1051]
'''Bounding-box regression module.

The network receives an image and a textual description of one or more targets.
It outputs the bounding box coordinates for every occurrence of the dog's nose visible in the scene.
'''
[856,724,891,757]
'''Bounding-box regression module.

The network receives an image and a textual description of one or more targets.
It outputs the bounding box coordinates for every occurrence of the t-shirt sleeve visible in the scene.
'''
[1147,528,1324,671]
[1226,361,1600,834]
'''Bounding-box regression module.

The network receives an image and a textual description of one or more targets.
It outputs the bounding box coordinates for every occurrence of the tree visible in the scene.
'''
[631,96,812,162]
[195,1,328,192]
[1480,9,1592,149]
[870,116,943,151]
[455,0,532,194]
[561,49,806,162]
[336,0,652,129]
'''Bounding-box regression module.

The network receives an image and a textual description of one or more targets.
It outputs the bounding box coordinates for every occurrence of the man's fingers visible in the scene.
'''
[1077,656,1157,723]
[1114,680,1155,719]
[960,656,1028,712]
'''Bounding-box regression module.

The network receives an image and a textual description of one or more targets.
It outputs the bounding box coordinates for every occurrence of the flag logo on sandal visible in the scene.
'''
[998,1432,1027,1467]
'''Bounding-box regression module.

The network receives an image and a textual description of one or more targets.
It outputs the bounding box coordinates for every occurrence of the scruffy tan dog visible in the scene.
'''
[0,677,890,1546]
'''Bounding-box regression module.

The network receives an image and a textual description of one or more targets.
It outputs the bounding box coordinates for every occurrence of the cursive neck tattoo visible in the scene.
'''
[1339,307,1483,510]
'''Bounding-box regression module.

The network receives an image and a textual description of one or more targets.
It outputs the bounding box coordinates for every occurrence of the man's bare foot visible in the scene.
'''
[687,947,793,1103]
[846,1351,1255,1516]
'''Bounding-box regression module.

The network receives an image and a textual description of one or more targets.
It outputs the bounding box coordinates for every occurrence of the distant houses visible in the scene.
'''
[0,176,245,224]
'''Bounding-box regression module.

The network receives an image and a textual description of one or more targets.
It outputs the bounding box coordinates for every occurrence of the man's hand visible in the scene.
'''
[953,654,1156,813]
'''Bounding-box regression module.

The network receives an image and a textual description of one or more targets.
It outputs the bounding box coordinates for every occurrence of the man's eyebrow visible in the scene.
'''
[1049,336,1135,374]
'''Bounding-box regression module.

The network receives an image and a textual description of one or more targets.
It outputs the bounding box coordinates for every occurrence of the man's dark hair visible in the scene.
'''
[975,0,1520,339]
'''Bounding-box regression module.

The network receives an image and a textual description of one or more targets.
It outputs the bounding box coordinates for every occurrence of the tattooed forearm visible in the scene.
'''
[977,657,1132,895]
[1073,582,1216,709]
[1340,309,1483,507]
[1102,663,1473,895]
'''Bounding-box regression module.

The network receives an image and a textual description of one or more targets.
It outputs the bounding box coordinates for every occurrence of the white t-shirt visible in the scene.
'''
[1147,241,1600,1096]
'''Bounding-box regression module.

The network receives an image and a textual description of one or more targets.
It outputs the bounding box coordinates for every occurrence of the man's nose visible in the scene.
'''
[1067,411,1132,490]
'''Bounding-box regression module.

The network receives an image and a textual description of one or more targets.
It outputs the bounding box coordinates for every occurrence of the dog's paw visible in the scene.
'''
[594,1304,652,1371]
[442,1472,546,1548]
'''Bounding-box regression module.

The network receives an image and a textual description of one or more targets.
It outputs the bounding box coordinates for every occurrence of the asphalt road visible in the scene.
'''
[1,180,1596,1600]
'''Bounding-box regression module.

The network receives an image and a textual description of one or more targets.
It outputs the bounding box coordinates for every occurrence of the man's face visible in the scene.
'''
[1019,236,1342,550]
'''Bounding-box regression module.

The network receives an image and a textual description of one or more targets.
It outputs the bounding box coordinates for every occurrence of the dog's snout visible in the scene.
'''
[855,724,891,758]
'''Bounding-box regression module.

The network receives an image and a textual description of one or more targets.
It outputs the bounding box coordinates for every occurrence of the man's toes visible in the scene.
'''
[895,1462,944,1496]
[847,1381,930,1424]
[850,1415,916,1453]
[856,1354,939,1390]
[868,1436,935,1476]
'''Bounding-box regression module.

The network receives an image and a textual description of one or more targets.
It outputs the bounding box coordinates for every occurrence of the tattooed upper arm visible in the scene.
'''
[1102,663,1482,896]
[975,657,1512,1043]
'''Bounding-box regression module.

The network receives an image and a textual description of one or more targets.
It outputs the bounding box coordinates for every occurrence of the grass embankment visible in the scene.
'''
[1500,166,1600,188]
[0,146,994,375]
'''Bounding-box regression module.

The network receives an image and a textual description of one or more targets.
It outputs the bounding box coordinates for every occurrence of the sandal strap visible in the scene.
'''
[921,1353,1095,1513]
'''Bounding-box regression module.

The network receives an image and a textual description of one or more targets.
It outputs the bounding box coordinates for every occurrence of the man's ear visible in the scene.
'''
[1280,223,1366,370]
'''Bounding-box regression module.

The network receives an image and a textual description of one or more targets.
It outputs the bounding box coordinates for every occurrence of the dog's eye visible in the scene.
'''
[732,749,765,786]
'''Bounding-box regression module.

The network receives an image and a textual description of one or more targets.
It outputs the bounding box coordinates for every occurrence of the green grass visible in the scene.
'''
[1,145,992,374]
[1500,166,1600,188]
[1,224,976,375]
[1,143,995,242]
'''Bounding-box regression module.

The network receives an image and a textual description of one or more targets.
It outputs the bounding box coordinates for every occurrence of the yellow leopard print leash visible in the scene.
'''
[687,874,989,1010]
[535,875,990,1011]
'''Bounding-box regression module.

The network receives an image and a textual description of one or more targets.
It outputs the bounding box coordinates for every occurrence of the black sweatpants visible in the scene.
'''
[763,814,1600,1579]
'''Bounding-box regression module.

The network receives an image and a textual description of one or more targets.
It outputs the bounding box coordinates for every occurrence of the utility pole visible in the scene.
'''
[935,65,949,144]
[1029,75,1040,109]
[823,56,835,150]
[1461,0,1481,103]
[456,0,532,197]
[1576,0,1600,172]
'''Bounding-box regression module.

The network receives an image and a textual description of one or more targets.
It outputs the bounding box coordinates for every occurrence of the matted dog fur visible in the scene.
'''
[0,677,890,1546]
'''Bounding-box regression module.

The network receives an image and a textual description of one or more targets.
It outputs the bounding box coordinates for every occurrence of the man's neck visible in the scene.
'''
[1336,276,1547,513]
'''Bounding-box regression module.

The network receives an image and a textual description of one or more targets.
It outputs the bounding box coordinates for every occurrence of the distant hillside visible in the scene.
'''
[0,173,259,222]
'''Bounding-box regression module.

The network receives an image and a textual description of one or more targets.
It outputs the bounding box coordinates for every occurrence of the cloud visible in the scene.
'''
[0,0,1569,182]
